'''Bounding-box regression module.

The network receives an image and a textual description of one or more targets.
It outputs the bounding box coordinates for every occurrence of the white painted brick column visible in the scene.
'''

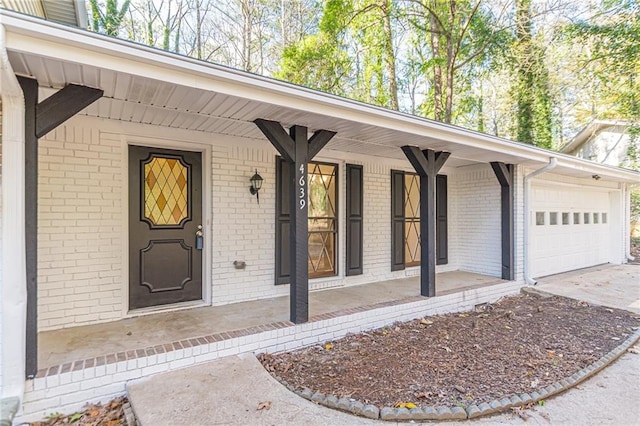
[1,28,28,402]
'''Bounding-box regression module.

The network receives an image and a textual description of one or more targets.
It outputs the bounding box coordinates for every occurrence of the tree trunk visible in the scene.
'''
[443,1,456,123]
[242,0,253,72]
[381,0,399,110]
[163,0,172,50]
[430,12,443,121]
[145,0,155,46]
[196,0,202,59]
[515,0,534,144]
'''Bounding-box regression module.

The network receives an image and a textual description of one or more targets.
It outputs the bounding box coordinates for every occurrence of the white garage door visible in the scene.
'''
[530,184,611,277]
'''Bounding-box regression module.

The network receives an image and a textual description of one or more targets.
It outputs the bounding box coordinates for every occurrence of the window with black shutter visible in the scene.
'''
[275,158,341,283]
[390,171,448,270]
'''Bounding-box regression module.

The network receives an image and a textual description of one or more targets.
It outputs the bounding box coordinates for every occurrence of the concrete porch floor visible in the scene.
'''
[38,270,503,368]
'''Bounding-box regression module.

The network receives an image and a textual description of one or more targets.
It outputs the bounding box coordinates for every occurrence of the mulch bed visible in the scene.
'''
[259,293,639,409]
[30,397,127,426]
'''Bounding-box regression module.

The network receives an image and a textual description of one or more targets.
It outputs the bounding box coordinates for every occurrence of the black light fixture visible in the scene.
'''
[592,174,601,180]
[249,169,263,203]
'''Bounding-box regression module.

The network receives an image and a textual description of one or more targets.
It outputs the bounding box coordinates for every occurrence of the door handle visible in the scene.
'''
[195,225,203,250]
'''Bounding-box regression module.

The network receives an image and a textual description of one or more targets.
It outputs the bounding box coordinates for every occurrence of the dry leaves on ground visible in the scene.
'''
[30,397,127,426]
[259,293,639,409]
[256,401,271,411]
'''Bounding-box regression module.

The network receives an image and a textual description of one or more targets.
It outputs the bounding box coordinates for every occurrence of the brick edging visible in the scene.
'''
[279,327,640,421]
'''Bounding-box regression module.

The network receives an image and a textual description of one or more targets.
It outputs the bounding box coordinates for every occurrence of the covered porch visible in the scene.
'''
[38,271,504,370]
[18,271,523,422]
[3,9,637,422]
[1,10,527,383]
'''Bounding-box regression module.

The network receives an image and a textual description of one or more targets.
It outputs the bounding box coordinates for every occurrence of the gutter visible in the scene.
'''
[0,23,27,420]
[523,158,558,285]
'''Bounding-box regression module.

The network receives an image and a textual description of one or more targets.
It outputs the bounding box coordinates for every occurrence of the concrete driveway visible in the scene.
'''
[128,264,640,426]
[535,264,640,313]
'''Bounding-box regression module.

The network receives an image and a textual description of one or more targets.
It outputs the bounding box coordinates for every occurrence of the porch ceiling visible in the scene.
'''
[9,50,506,169]
[3,9,640,182]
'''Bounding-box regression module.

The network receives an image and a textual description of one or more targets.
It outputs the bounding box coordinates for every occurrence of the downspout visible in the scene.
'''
[523,157,558,285]
[0,24,27,420]
[625,183,636,262]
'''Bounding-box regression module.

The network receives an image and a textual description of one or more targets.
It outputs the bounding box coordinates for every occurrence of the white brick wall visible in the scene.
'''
[210,144,289,304]
[38,124,123,330]
[448,165,502,277]
[36,116,509,329]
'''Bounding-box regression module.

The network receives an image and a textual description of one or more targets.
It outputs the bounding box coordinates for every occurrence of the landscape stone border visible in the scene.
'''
[276,327,640,421]
[123,401,137,426]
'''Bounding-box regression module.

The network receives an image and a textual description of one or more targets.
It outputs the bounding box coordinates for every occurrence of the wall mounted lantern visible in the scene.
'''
[249,169,264,203]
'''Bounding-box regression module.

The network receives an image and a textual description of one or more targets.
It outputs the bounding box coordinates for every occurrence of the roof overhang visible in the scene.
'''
[1,0,87,27]
[561,119,631,154]
[2,10,639,184]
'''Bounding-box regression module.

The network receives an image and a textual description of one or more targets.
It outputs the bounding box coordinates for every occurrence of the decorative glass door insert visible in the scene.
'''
[308,162,338,278]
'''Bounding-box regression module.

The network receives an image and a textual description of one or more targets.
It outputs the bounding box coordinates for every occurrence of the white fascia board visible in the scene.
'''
[2,10,640,184]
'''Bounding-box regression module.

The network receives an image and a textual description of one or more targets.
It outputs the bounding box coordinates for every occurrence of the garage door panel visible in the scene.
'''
[531,184,611,277]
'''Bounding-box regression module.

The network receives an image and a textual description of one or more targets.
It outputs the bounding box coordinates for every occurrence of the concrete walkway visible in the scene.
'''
[127,264,640,425]
[128,351,640,426]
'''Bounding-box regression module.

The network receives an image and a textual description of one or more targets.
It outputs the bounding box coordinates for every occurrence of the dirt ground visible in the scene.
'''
[259,293,639,409]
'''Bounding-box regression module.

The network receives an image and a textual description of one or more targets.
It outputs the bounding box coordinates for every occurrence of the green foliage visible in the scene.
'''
[319,0,353,34]
[275,33,352,95]
[631,189,640,223]
[69,412,84,422]
[510,0,553,149]
[625,126,640,171]
[408,0,510,123]
[564,0,640,127]
[350,0,398,109]
[275,0,399,108]
[45,412,63,420]
[279,0,352,86]
[89,0,131,37]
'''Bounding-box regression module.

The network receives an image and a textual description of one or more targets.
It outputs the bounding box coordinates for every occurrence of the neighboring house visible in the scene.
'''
[1,8,639,423]
[0,0,87,27]
[562,120,640,237]
[561,120,634,168]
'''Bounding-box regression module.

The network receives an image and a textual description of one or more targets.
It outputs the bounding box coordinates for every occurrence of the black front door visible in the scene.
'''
[129,145,203,310]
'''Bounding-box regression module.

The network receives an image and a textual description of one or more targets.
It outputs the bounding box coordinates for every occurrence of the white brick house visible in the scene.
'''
[1,9,639,423]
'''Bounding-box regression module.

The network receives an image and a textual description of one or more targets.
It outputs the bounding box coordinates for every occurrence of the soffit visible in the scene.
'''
[41,0,85,27]
[11,49,519,169]
[1,0,85,27]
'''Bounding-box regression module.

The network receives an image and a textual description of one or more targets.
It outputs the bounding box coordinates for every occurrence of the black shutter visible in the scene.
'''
[436,174,448,265]
[275,157,291,284]
[391,170,405,271]
[346,164,363,275]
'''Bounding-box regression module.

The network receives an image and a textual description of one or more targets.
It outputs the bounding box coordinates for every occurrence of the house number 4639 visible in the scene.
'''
[299,164,306,209]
